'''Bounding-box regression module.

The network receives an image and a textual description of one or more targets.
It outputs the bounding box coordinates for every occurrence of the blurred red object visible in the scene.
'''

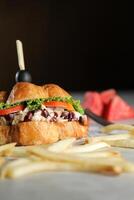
[103,95,134,121]
[100,89,116,105]
[82,92,103,116]
[83,89,134,121]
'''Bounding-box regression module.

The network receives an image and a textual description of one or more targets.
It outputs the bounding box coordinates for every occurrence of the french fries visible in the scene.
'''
[28,146,130,175]
[99,124,134,148]
[1,127,134,179]
[0,149,133,178]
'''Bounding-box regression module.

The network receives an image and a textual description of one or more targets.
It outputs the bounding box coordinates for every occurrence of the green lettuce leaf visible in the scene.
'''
[0,96,84,114]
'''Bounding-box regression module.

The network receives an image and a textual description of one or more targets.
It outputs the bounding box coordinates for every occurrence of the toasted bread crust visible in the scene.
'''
[7,83,70,104]
[0,125,10,145]
[43,84,70,97]
[10,121,88,145]
[7,82,47,104]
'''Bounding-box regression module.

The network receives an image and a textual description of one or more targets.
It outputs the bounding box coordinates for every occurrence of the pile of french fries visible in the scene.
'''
[1,123,134,179]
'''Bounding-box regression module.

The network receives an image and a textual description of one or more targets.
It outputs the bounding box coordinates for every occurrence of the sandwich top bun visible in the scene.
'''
[7,82,70,104]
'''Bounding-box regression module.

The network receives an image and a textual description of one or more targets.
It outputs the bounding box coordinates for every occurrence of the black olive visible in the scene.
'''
[54,112,58,118]
[68,112,75,121]
[60,111,69,119]
[24,111,33,122]
[15,70,32,82]
[50,117,57,122]
[41,109,49,118]
[79,116,83,124]
[79,116,87,125]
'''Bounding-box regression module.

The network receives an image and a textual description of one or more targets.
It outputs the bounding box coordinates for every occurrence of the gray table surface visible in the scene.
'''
[1,92,134,200]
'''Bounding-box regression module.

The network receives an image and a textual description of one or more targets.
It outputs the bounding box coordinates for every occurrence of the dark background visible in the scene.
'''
[0,0,131,92]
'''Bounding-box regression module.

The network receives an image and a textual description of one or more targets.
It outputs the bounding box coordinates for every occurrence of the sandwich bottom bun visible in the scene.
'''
[10,121,89,146]
[0,125,10,145]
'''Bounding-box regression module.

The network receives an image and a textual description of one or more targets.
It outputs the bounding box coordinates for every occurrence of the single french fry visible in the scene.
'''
[4,161,82,178]
[12,145,47,158]
[123,161,134,172]
[106,139,134,148]
[101,124,134,134]
[6,157,124,178]
[0,143,16,152]
[64,142,110,153]
[90,133,130,143]
[0,158,31,179]
[0,143,16,156]
[0,157,5,166]
[11,147,43,165]
[47,138,76,153]
[76,151,121,158]
[12,146,31,157]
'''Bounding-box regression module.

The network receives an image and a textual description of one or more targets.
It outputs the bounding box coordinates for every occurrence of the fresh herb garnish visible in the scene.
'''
[26,99,45,111]
[71,99,84,115]
[0,102,21,110]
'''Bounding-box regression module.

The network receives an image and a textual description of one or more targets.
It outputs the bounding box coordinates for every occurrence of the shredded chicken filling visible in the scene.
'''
[0,105,87,126]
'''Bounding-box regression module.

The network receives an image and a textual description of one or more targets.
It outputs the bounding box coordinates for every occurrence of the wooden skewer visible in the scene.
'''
[16,40,25,70]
